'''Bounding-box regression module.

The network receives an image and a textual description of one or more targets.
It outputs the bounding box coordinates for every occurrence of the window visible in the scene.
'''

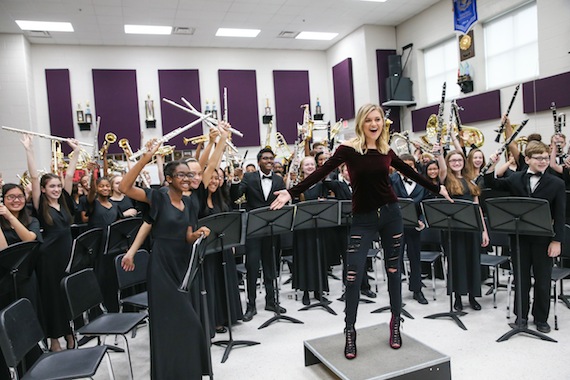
[424,38,459,104]
[484,2,538,89]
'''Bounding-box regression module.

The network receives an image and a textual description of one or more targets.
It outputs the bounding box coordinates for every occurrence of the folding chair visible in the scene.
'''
[114,250,149,313]
[0,298,114,380]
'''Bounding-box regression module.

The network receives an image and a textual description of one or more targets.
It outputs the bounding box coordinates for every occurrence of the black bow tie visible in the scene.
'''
[262,174,273,180]
[527,171,542,178]
[403,178,413,185]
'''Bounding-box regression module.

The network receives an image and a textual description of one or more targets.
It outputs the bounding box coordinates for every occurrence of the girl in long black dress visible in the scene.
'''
[109,175,138,218]
[23,134,81,352]
[119,139,213,380]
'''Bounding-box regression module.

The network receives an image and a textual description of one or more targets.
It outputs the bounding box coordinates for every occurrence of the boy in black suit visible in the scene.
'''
[231,148,286,321]
[390,154,430,304]
[485,141,565,333]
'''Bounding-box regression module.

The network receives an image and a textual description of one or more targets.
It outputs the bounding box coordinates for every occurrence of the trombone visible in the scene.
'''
[2,126,93,146]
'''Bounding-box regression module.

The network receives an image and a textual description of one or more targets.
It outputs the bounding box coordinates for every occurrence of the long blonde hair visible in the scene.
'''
[444,151,480,197]
[347,104,390,155]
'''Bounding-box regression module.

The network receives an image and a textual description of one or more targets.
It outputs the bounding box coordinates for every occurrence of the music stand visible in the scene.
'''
[65,228,103,274]
[197,212,260,363]
[177,235,213,379]
[246,205,302,329]
[370,198,416,319]
[102,217,143,256]
[421,199,482,330]
[485,197,557,343]
[0,241,39,300]
[294,200,339,315]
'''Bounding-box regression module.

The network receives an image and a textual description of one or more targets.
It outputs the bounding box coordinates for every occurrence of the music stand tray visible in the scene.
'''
[246,206,303,329]
[66,228,104,274]
[0,241,40,299]
[197,212,260,363]
[485,197,557,343]
[421,199,482,330]
[103,217,143,256]
[294,200,340,316]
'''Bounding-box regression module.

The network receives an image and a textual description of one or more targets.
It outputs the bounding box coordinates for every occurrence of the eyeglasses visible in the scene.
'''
[530,156,549,162]
[4,194,26,201]
[172,172,195,179]
[448,159,463,163]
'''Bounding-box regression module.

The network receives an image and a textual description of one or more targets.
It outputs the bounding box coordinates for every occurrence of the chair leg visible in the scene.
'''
[122,334,134,380]
[554,281,559,331]
[430,263,436,301]
[493,265,498,309]
[105,351,116,380]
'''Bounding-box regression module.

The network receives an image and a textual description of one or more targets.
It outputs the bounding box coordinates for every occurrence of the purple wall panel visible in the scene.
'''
[523,71,570,113]
[92,70,140,154]
[411,105,438,132]
[273,70,310,144]
[332,58,355,121]
[455,90,501,124]
[376,50,401,132]
[45,69,74,154]
[218,70,259,147]
[158,70,202,150]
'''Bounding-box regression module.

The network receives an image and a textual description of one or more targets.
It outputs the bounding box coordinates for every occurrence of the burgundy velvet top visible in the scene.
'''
[288,144,440,214]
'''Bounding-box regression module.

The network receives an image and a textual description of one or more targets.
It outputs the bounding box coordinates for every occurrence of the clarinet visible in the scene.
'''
[475,118,529,184]
[495,84,520,143]
[551,102,566,160]
[434,82,446,156]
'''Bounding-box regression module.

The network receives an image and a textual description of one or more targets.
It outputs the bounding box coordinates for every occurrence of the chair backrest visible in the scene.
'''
[0,299,44,368]
[103,217,143,256]
[114,249,149,290]
[61,268,104,320]
[420,228,442,247]
[66,227,104,273]
[561,224,570,259]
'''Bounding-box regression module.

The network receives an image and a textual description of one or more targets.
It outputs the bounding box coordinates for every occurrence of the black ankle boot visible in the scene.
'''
[344,325,357,359]
[390,314,403,349]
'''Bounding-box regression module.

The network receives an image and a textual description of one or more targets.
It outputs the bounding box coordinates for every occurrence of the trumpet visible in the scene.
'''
[68,148,92,169]
[2,126,93,146]
[183,135,209,145]
[99,132,116,156]
[156,145,175,157]
[118,138,134,158]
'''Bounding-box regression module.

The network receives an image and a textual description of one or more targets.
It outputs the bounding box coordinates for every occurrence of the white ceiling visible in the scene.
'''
[0,0,440,50]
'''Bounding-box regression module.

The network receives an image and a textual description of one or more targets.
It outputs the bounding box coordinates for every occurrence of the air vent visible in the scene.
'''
[278,31,299,38]
[173,26,195,35]
[26,30,51,38]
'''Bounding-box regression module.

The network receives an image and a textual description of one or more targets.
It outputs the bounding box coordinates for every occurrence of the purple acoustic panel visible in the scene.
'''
[273,70,310,144]
[92,70,140,154]
[411,105,438,133]
[158,70,202,150]
[219,70,260,147]
[523,71,570,113]
[376,50,401,132]
[45,69,74,154]
[332,58,355,121]
[455,90,501,124]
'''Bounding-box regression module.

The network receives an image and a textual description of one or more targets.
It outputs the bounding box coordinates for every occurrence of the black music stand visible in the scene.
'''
[65,228,103,274]
[0,241,39,300]
[371,198,416,319]
[102,217,143,256]
[179,235,214,379]
[294,200,339,316]
[247,205,302,329]
[197,212,260,363]
[485,197,557,343]
[421,199,482,330]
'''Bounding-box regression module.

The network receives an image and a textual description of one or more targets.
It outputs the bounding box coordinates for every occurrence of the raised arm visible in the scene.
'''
[119,139,161,203]
[202,122,230,186]
[198,128,219,170]
[63,139,81,195]
[21,135,41,211]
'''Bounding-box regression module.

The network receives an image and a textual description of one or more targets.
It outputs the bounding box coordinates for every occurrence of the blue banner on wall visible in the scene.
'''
[453,0,478,34]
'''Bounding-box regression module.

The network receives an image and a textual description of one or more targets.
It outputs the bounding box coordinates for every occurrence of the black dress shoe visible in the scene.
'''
[468,296,481,311]
[243,306,257,322]
[413,291,428,305]
[509,317,528,329]
[454,297,463,311]
[360,289,377,298]
[535,321,551,333]
[215,326,228,334]
[265,304,287,314]
[337,292,346,302]
[302,291,310,306]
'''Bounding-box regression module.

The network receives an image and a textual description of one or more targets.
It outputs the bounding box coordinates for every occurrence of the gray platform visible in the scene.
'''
[304,323,451,380]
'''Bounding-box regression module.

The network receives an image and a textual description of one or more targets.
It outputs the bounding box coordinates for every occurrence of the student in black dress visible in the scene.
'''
[486,141,566,333]
[120,139,212,380]
[441,150,489,311]
[109,175,138,218]
[22,134,80,352]
[271,104,452,358]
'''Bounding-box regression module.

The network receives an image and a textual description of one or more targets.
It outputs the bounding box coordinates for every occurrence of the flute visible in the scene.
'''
[2,126,93,147]
[475,118,529,184]
[434,82,446,156]
[494,84,520,143]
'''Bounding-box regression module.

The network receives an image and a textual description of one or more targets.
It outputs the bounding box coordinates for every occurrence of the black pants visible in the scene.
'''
[511,236,553,323]
[245,236,277,307]
[345,203,403,326]
[403,227,422,293]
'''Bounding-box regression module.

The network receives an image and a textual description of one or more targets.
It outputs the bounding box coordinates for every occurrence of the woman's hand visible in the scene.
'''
[21,134,33,150]
[0,205,14,222]
[217,121,231,139]
[481,231,489,247]
[270,189,292,210]
[121,250,136,271]
[438,185,454,203]
[196,226,211,238]
[67,138,80,152]
[144,138,162,158]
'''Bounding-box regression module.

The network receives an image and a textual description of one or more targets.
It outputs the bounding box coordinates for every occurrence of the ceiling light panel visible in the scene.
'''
[296,31,338,41]
[15,20,74,32]
[216,28,260,38]
[124,25,172,35]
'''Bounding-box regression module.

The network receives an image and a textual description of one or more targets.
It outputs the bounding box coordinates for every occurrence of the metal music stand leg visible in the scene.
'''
[213,239,260,362]
[197,260,214,379]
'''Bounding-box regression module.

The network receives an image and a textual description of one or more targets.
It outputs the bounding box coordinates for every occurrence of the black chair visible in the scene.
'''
[114,250,149,313]
[66,227,104,274]
[0,298,113,380]
[481,229,512,309]
[62,268,147,380]
[419,228,446,301]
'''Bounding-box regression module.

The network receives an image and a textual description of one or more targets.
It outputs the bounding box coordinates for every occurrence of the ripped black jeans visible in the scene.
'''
[345,203,403,326]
